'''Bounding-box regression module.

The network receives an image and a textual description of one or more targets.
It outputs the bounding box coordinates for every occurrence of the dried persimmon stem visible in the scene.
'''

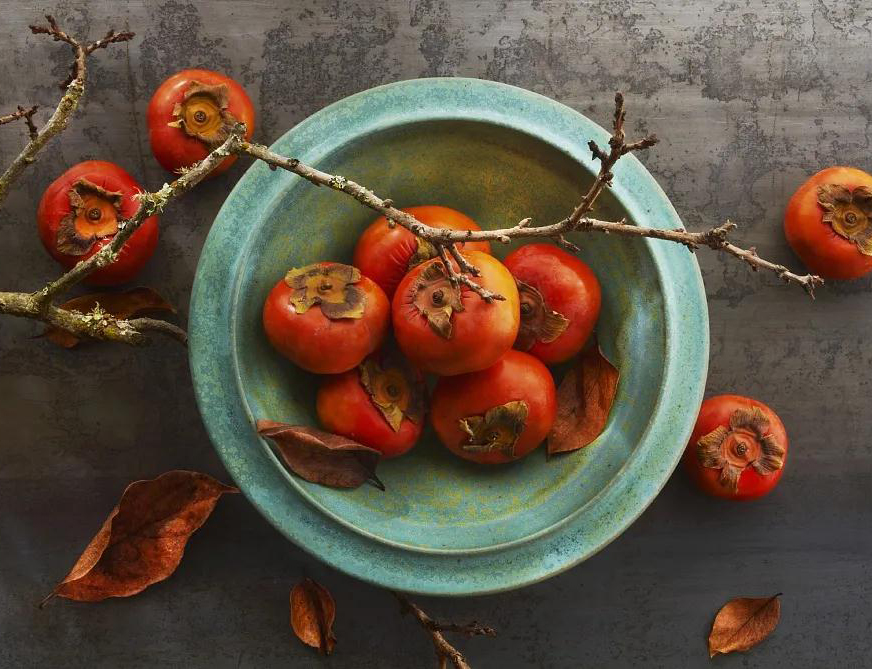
[393,592,496,669]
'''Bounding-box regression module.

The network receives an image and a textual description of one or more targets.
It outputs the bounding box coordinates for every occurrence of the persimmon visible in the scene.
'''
[262,262,389,374]
[683,395,788,500]
[36,161,158,285]
[503,243,601,365]
[353,206,491,298]
[316,352,426,458]
[430,350,557,464]
[784,167,872,279]
[391,251,519,376]
[148,69,255,177]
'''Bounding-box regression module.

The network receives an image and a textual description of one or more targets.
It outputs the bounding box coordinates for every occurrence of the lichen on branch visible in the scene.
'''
[0,291,185,346]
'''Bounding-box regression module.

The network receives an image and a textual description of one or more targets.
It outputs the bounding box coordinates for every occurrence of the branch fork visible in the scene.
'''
[394,592,496,669]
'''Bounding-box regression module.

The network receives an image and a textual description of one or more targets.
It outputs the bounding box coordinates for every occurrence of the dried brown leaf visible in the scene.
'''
[45,287,175,348]
[291,578,337,655]
[708,594,782,658]
[547,342,619,454]
[43,471,238,604]
[257,420,384,490]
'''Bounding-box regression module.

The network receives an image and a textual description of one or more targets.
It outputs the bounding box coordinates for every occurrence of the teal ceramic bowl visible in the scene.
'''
[190,78,708,595]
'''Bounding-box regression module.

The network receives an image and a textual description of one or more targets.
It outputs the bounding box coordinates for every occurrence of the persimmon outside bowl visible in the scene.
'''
[189,78,708,596]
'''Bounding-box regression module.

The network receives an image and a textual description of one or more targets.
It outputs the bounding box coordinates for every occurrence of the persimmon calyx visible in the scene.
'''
[515,279,569,351]
[818,184,872,255]
[407,236,438,270]
[697,407,785,492]
[284,263,365,319]
[168,80,238,147]
[56,179,123,256]
[359,356,425,432]
[411,262,464,339]
[459,400,528,457]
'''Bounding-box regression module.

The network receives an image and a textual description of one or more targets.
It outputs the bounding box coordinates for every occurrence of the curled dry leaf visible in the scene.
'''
[43,471,238,604]
[256,420,384,490]
[291,578,337,655]
[547,341,619,454]
[708,594,782,658]
[44,286,175,348]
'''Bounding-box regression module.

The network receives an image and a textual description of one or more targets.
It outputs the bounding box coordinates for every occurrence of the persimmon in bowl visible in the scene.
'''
[189,78,708,595]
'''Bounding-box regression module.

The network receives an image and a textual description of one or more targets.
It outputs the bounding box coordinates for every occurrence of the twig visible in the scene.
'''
[393,592,496,669]
[126,318,188,345]
[0,294,187,347]
[0,15,132,206]
[434,242,503,302]
[567,92,658,227]
[577,218,823,296]
[1,291,143,346]
[0,105,39,139]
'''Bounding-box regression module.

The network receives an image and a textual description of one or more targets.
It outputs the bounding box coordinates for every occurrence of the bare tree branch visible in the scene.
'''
[393,592,496,669]
[0,124,239,344]
[236,99,823,299]
[0,17,820,352]
[0,15,132,207]
[0,127,244,346]
[126,317,188,345]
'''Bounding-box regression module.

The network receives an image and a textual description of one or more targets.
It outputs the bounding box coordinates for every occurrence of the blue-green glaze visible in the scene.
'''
[189,78,709,595]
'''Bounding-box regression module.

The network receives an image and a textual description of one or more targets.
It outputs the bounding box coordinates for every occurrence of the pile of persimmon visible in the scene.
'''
[262,205,602,464]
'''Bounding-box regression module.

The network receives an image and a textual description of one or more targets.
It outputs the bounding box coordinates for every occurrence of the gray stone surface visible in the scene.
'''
[1,1,869,667]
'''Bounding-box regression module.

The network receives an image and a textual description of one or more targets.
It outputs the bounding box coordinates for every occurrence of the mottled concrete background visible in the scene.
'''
[1,1,870,667]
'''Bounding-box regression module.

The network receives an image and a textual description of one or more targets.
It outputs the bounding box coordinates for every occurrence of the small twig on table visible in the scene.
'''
[126,317,188,345]
[393,592,496,669]
[577,218,824,296]
[30,15,134,89]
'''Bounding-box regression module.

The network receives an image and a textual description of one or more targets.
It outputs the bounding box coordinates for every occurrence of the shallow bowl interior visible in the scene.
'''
[190,78,708,594]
